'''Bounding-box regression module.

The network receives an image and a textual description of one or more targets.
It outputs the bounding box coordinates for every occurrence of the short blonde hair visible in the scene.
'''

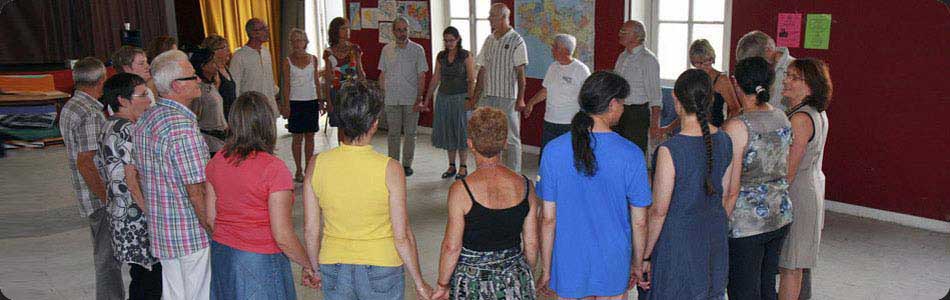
[200,34,228,51]
[290,28,308,41]
[689,39,716,64]
[467,107,508,158]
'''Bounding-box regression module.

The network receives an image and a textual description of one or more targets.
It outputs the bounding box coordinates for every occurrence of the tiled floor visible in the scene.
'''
[1,123,948,300]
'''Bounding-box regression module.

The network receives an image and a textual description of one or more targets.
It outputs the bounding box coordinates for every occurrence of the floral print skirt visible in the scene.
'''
[449,246,535,300]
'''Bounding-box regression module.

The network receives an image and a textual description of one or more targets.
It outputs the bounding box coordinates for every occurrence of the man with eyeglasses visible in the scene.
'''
[230,18,280,118]
[736,30,795,112]
[60,57,125,300]
[378,16,429,176]
[471,3,529,173]
[613,20,664,158]
[133,50,213,300]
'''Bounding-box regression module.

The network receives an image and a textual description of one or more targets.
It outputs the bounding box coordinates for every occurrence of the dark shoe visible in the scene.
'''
[441,163,457,179]
[455,164,468,180]
[403,166,414,177]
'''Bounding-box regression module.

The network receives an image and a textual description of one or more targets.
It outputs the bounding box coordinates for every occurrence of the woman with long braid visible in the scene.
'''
[637,69,734,299]
[536,71,651,299]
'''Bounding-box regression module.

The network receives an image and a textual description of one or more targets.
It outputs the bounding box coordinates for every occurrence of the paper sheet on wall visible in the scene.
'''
[379,0,397,22]
[349,3,361,30]
[379,22,394,44]
[397,1,430,39]
[362,8,380,29]
[804,14,832,50]
[776,13,802,48]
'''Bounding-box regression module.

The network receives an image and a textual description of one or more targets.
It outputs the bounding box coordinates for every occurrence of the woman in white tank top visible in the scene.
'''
[281,28,322,182]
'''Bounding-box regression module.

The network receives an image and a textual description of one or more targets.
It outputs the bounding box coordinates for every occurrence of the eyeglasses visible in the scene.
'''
[131,93,150,98]
[175,76,199,82]
[784,72,804,81]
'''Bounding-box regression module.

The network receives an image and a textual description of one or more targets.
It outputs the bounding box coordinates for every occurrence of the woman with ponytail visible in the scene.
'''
[536,71,652,299]
[723,57,794,300]
[637,69,734,299]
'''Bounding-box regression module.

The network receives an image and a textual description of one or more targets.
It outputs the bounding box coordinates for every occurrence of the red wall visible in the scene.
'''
[730,1,950,221]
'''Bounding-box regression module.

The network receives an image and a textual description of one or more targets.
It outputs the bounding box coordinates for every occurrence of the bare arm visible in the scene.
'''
[302,155,322,270]
[204,182,216,231]
[515,64,527,111]
[322,51,334,101]
[424,59,442,105]
[280,59,291,118]
[77,151,108,204]
[471,66,486,107]
[643,147,674,260]
[630,204,649,280]
[465,56,476,100]
[787,113,813,183]
[185,182,212,232]
[722,119,748,217]
[436,182,467,287]
[522,181,541,269]
[269,190,313,270]
[385,159,432,297]
[378,71,386,94]
[124,165,147,213]
[524,88,548,119]
[354,48,366,80]
[416,71,427,107]
[538,201,556,290]
[718,75,742,118]
[312,54,322,101]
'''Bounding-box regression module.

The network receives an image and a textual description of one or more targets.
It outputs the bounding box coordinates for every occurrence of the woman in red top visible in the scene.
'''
[206,91,316,298]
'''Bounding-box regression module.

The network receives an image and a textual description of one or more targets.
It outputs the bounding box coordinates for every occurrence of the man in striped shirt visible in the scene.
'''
[133,50,212,300]
[472,3,528,172]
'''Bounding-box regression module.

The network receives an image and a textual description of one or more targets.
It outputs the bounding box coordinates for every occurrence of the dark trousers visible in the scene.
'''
[612,103,650,155]
[540,121,572,160]
[129,263,163,300]
[728,225,789,300]
[89,207,125,300]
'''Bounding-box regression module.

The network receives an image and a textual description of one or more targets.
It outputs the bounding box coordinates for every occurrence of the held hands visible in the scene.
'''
[431,283,450,300]
[301,267,322,289]
[522,103,534,119]
[415,282,434,300]
[535,271,554,297]
[636,261,652,290]
[280,104,290,119]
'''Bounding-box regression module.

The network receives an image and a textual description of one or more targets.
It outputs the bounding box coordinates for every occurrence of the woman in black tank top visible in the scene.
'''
[432,108,540,300]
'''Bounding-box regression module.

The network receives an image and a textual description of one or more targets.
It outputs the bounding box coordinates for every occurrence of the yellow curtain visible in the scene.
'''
[199,0,281,77]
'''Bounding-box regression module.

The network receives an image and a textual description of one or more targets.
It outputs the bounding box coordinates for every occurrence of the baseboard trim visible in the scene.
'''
[825,200,950,233]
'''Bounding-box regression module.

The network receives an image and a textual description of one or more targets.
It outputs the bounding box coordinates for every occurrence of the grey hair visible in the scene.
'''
[393,16,410,27]
[491,3,511,18]
[290,28,308,41]
[689,39,716,64]
[151,50,189,95]
[736,30,775,61]
[72,57,106,88]
[630,20,646,43]
[554,34,577,55]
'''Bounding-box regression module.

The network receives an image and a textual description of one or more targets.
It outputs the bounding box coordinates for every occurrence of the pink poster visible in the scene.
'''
[777,13,802,48]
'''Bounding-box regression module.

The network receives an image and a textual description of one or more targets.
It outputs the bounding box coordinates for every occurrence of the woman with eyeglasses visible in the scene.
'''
[281,28,323,182]
[689,39,740,127]
[423,26,477,180]
[323,17,366,138]
[188,49,228,157]
[201,35,237,121]
[97,73,163,299]
[777,58,832,300]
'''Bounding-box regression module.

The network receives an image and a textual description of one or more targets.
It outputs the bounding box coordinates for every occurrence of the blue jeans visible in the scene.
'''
[320,263,405,300]
[210,241,296,300]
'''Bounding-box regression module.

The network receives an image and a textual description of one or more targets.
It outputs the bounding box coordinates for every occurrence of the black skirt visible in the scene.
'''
[287,100,319,133]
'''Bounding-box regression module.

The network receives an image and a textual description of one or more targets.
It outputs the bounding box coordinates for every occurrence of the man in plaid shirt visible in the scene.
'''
[133,50,213,300]
[60,57,125,299]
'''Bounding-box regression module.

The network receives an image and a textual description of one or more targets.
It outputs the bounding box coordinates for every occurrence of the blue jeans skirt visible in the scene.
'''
[210,240,296,300]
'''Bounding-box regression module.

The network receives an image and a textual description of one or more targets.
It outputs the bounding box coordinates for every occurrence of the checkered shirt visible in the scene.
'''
[59,91,106,217]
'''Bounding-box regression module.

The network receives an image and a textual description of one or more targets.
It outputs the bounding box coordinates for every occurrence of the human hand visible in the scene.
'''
[464,98,476,111]
[415,282,433,300]
[637,261,652,290]
[515,99,527,112]
[301,267,322,289]
[522,104,533,119]
[431,284,450,300]
[535,272,553,297]
[280,105,290,119]
[628,262,643,291]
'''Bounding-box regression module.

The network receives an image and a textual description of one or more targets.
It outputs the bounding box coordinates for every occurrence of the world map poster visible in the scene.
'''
[515,0,595,79]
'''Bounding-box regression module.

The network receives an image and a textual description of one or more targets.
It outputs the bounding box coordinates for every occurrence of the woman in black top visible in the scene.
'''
[432,107,540,300]
[202,35,237,121]
[689,39,740,127]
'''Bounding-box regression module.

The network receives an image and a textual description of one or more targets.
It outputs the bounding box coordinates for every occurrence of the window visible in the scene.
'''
[632,0,732,83]
[305,0,346,57]
[448,0,492,56]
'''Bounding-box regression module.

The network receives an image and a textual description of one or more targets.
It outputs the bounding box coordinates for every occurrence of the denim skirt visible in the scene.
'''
[210,240,296,300]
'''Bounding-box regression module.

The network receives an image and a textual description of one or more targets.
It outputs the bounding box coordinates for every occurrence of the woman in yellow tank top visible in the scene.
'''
[301,80,433,300]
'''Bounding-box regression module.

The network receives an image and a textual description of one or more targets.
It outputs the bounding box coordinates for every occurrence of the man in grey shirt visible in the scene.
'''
[736,30,795,112]
[379,16,429,176]
[472,3,528,172]
[613,20,664,155]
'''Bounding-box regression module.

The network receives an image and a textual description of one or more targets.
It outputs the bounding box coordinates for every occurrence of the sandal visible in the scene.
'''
[441,163,457,179]
[455,164,468,180]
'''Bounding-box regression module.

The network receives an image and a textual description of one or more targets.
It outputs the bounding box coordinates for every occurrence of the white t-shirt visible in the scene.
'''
[541,59,590,124]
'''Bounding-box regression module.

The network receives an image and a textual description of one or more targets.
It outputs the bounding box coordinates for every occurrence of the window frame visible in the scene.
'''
[447,0,490,57]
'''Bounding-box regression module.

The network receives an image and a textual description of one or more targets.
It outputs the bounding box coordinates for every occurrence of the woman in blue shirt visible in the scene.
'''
[537,71,652,299]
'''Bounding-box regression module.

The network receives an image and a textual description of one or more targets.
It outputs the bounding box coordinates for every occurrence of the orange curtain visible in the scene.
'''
[199,0,281,77]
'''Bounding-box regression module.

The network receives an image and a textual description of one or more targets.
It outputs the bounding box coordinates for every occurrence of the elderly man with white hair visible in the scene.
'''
[613,20,664,157]
[379,16,429,176]
[736,30,795,112]
[524,33,591,153]
[471,3,529,172]
[132,50,212,300]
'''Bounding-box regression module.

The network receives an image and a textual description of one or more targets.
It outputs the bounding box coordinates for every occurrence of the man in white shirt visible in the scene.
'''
[613,20,664,155]
[378,16,429,176]
[524,33,591,153]
[736,30,795,112]
[230,18,280,117]
[472,3,528,172]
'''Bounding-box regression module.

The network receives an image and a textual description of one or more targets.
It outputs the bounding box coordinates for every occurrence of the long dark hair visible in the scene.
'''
[734,57,774,104]
[442,26,463,60]
[328,17,348,47]
[222,91,276,166]
[674,69,716,195]
[790,58,833,112]
[571,71,629,177]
